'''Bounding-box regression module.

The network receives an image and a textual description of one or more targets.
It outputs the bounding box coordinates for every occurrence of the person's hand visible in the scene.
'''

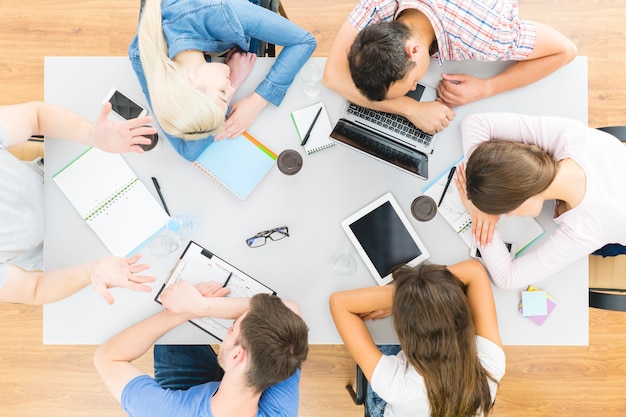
[89,254,155,305]
[406,100,455,135]
[359,308,392,321]
[215,93,268,139]
[160,280,230,316]
[455,163,500,247]
[436,73,490,107]
[224,49,257,90]
[92,103,156,153]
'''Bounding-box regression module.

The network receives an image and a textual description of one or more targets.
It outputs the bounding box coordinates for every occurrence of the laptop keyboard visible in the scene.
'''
[347,103,433,146]
[330,119,428,179]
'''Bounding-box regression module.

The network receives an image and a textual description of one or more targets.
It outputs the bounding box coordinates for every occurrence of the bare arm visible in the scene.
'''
[94,310,189,402]
[0,255,154,305]
[323,21,454,134]
[448,260,502,348]
[329,285,394,380]
[0,101,155,152]
[437,22,577,106]
[94,283,252,402]
[159,280,251,319]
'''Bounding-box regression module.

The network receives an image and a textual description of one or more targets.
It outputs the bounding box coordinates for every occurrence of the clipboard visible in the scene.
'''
[155,241,276,341]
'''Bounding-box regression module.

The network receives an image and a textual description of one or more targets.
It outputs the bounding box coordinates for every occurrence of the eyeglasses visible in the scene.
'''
[246,226,289,248]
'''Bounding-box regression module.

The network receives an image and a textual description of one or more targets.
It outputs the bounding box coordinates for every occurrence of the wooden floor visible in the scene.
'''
[1,0,626,416]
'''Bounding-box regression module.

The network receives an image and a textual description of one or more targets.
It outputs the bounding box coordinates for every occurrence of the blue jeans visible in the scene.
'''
[154,345,224,390]
[366,345,402,417]
[593,243,626,257]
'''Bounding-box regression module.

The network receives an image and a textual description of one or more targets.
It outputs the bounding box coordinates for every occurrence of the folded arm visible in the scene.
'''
[329,285,394,380]
[438,22,577,106]
[323,21,454,134]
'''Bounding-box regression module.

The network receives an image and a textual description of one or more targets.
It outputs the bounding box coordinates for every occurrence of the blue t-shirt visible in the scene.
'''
[121,369,301,417]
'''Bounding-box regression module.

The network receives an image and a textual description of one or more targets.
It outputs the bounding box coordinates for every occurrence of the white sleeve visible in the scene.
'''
[480,227,594,289]
[461,113,582,159]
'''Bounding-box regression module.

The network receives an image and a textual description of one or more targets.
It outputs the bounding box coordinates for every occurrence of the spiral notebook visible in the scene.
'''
[155,240,276,341]
[291,102,334,154]
[193,132,277,200]
[423,157,544,255]
[53,147,170,256]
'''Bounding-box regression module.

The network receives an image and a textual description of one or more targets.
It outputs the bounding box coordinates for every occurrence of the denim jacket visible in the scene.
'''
[129,0,316,161]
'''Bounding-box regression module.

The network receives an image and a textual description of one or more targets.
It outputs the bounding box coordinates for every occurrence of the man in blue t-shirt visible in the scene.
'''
[95,281,309,417]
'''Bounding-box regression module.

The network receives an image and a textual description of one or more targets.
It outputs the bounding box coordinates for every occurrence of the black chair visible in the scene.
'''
[345,365,371,417]
[588,126,626,311]
[138,0,283,57]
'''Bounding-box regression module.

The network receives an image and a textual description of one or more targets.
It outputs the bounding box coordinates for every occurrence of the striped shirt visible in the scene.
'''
[348,0,535,65]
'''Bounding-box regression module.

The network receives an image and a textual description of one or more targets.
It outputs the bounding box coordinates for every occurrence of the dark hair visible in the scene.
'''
[465,139,557,214]
[348,21,415,101]
[238,294,309,392]
[392,264,495,417]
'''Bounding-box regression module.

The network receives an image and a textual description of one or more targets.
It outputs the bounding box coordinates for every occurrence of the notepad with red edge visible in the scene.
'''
[193,132,277,200]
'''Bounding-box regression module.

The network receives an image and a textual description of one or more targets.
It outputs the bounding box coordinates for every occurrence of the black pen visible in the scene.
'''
[151,176,171,216]
[437,166,456,207]
[223,272,233,287]
[301,106,323,146]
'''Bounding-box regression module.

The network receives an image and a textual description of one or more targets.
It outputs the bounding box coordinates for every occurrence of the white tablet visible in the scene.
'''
[341,193,430,286]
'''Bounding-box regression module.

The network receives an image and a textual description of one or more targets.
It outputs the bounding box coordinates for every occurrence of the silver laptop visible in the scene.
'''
[330,83,438,180]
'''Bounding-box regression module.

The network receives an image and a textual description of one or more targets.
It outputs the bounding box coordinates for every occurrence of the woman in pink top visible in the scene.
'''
[456,112,626,289]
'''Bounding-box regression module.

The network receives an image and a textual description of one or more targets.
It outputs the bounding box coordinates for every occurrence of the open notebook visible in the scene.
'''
[155,241,276,340]
[423,158,545,256]
[193,132,276,200]
[290,102,334,154]
[53,147,169,256]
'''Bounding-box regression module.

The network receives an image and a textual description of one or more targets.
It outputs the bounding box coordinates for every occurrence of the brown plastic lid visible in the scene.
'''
[411,195,437,221]
[277,149,303,175]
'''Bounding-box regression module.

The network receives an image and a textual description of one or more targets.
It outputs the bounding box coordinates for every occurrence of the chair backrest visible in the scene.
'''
[139,0,281,57]
[597,126,626,142]
[345,365,370,417]
[589,125,626,311]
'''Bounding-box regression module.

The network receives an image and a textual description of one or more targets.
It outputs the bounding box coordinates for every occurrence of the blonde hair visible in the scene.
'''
[138,0,225,140]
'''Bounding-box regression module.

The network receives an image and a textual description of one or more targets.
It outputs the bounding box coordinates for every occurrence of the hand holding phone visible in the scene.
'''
[103,87,147,120]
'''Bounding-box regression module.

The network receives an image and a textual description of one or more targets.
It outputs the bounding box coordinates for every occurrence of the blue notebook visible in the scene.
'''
[193,132,277,200]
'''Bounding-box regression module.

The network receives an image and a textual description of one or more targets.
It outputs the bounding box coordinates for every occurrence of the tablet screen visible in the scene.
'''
[348,201,422,277]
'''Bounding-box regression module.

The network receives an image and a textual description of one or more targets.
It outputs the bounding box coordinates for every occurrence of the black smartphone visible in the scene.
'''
[103,88,147,120]
[471,242,516,258]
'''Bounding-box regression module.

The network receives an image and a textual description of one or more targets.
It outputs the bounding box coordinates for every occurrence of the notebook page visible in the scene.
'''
[53,148,136,218]
[291,102,334,154]
[53,147,169,256]
[87,181,169,256]
[423,160,473,246]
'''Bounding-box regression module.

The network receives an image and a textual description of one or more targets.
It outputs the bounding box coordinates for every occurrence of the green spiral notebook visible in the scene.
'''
[53,147,170,256]
[193,132,277,200]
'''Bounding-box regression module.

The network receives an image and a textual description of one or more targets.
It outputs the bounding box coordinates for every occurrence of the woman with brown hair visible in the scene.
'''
[457,112,626,289]
[329,260,505,417]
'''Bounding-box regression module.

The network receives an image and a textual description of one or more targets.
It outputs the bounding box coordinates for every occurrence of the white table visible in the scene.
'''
[44,56,589,345]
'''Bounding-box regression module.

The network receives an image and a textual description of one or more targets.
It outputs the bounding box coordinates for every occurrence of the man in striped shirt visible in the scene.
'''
[323,0,576,135]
